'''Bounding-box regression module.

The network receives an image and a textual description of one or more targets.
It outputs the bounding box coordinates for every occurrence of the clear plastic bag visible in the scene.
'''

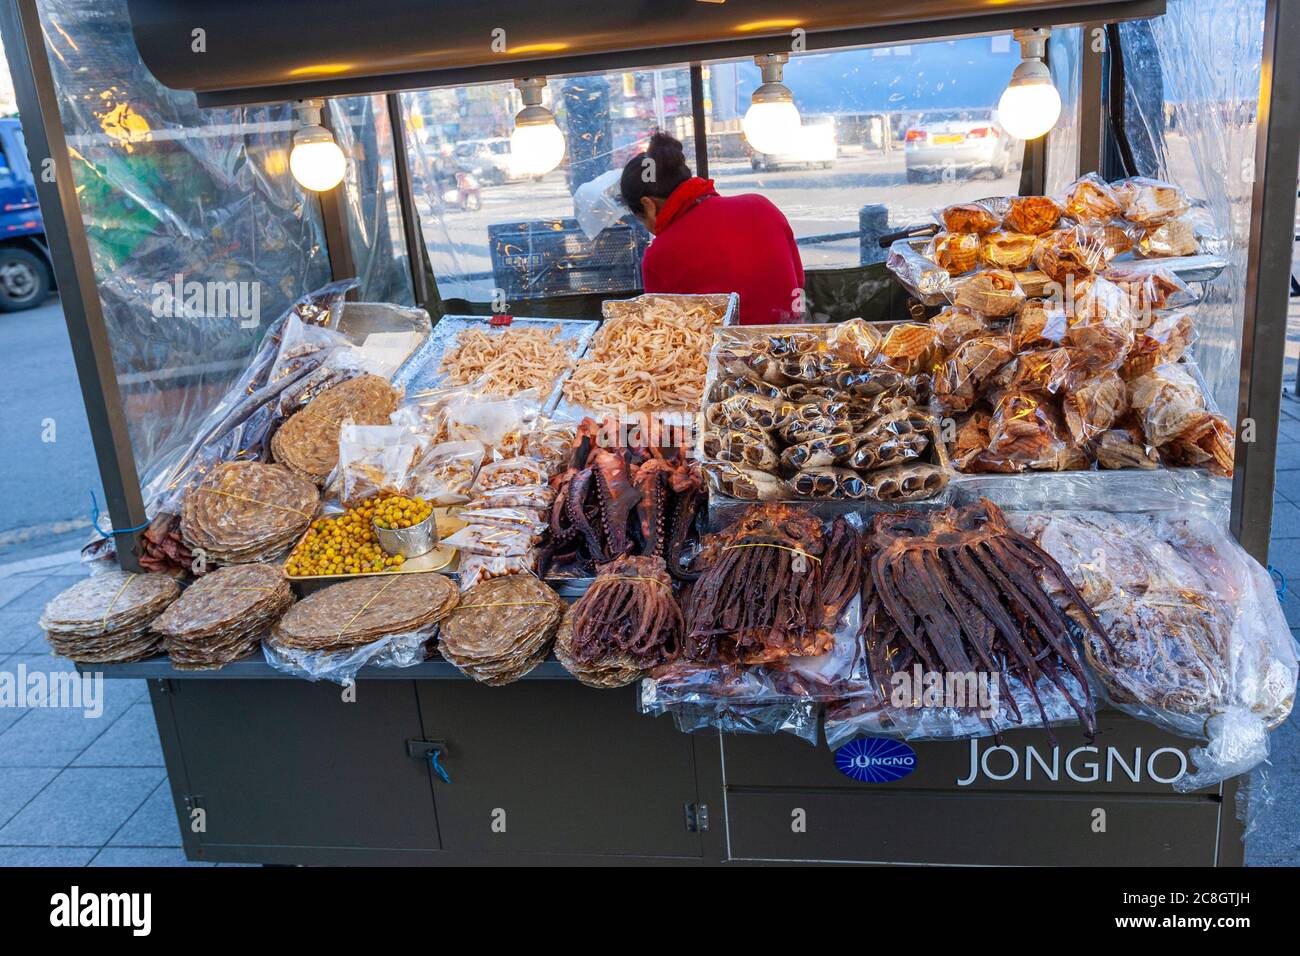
[950,269,1026,317]
[1018,509,1298,791]
[333,423,425,507]
[457,553,538,591]
[441,524,536,557]
[474,456,549,491]
[262,623,432,685]
[638,663,819,745]
[409,440,485,506]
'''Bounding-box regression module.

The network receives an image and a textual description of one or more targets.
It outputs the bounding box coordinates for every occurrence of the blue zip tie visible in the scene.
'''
[90,491,150,540]
[1268,566,1286,602]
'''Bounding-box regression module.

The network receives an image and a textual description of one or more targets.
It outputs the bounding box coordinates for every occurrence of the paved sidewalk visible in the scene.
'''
[0,559,218,866]
[1,412,1299,865]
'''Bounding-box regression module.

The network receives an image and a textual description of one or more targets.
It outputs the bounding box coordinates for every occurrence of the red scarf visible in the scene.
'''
[652,177,718,235]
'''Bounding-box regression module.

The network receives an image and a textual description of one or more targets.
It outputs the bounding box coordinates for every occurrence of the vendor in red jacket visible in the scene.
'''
[620,133,805,324]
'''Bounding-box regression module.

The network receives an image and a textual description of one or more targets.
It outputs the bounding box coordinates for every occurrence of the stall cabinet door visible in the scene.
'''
[415,681,703,859]
[721,715,1223,866]
[161,679,442,853]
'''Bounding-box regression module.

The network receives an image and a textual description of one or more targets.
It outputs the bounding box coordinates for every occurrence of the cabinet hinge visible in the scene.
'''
[684,802,710,832]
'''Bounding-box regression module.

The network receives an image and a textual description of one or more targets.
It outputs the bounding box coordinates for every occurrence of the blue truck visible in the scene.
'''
[0,116,53,311]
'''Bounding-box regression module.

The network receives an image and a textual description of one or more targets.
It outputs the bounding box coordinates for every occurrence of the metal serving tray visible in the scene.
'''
[701,322,954,529]
[392,314,598,415]
[550,291,739,422]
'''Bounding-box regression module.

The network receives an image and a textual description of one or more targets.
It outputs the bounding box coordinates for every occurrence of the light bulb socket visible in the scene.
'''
[292,97,326,128]
[514,76,548,109]
[1012,27,1050,62]
[754,52,790,85]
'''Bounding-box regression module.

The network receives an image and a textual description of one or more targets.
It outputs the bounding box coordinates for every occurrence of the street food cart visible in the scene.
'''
[3,0,1297,865]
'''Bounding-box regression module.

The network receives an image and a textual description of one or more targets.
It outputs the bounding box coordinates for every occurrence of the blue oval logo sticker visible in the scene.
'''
[834,737,918,783]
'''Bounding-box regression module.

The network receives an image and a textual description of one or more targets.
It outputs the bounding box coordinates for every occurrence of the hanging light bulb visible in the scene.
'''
[289,98,347,191]
[510,77,566,176]
[743,53,802,155]
[997,28,1062,140]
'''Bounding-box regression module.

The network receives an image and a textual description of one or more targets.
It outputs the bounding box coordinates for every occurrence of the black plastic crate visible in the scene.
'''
[488,217,651,297]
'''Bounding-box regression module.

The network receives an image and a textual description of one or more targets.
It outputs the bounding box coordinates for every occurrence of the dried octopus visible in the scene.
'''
[542,418,704,579]
[865,499,1112,738]
[685,503,834,664]
[567,554,683,668]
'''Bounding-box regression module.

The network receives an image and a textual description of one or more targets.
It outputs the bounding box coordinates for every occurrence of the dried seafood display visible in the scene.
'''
[685,503,830,664]
[152,562,292,669]
[562,293,728,411]
[556,554,681,686]
[543,417,704,578]
[1019,511,1296,765]
[863,499,1110,738]
[702,323,948,504]
[40,571,180,663]
[181,461,320,565]
[271,373,401,484]
[436,573,565,684]
[438,325,574,396]
[554,609,645,688]
[271,573,458,654]
[928,259,1231,475]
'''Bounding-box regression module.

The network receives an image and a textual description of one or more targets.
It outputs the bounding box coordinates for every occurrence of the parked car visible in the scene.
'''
[903,108,1019,182]
[455,137,525,184]
[0,117,54,312]
[751,119,838,171]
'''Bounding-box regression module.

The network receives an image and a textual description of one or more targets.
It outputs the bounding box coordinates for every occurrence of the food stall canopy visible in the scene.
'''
[125,0,1164,106]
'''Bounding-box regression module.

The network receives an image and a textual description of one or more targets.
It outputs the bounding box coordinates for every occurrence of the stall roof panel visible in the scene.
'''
[127,0,1164,105]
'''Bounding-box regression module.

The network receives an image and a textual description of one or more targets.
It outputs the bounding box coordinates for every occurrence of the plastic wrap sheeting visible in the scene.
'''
[34,0,336,487]
[1124,0,1267,415]
[1014,508,1298,794]
[327,96,416,307]
[1045,26,1084,195]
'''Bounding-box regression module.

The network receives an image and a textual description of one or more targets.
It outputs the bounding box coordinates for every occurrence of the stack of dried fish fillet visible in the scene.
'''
[151,563,292,669]
[437,573,564,684]
[40,571,180,663]
[181,461,319,564]
[272,373,400,484]
[272,573,458,654]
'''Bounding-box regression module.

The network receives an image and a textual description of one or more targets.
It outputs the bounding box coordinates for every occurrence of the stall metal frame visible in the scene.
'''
[2,0,1296,866]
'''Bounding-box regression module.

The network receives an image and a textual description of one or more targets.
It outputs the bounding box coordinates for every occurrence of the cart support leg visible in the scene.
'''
[1232,0,1300,565]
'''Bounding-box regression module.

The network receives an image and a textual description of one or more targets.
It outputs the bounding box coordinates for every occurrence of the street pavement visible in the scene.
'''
[0,297,103,562]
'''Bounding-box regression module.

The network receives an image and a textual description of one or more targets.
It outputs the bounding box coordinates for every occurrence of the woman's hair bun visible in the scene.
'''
[620,131,693,211]
[645,132,689,176]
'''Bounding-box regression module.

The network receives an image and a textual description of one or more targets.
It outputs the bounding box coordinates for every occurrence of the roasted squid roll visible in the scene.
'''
[702,461,789,500]
[703,428,780,471]
[708,372,784,403]
[706,392,782,431]
[789,466,868,500]
[1113,176,1190,225]
[847,415,931,471]
[779,433,857,471]
[863,462,949,501]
